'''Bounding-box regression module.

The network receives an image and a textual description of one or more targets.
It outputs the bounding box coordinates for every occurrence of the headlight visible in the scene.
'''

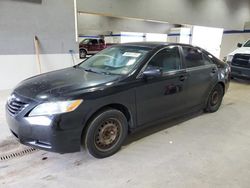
[29,99,83,117]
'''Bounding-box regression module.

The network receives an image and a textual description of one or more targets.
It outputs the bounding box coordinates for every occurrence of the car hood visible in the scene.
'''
[14,67,120,101]
[229,47,250,56]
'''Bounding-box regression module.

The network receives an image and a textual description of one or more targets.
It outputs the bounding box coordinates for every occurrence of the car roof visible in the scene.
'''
[118,42,194,49]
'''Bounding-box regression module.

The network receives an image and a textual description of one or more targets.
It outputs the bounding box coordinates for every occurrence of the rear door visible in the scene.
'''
[181,46,218,108]
[136,45,188,126]
[88,39,99,53]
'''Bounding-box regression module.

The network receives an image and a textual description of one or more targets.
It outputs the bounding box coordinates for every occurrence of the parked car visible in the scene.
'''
[226,40,250,79]
[79,38,114,58]
[6,42,230,158]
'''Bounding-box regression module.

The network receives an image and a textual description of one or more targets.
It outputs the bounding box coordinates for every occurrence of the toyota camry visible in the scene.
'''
[6,42,230,158]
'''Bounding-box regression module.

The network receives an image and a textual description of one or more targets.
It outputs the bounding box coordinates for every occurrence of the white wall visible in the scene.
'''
[167,27,192,44]
[145,33,168,42]
[0,54,81,91]
[0,0,78,91]
[192,26,224,58]
[0,0,77,55]
[104,35,121,43]
[78,13,173,36]
[77,0,250,30]
[120,32,144,43]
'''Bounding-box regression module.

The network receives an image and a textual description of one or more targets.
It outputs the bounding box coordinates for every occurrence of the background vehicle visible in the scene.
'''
[79,38,115,58]
[226,40,250,79]
[6,43,230,158]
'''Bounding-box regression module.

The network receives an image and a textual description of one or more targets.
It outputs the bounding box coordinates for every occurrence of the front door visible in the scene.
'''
[136,46,188,126]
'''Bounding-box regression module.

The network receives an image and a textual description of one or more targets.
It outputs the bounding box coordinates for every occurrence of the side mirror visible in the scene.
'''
[237,43,243,48]
[143,66,162,78]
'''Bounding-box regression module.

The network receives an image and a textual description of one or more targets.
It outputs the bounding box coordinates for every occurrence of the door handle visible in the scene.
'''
[179,75,187,81]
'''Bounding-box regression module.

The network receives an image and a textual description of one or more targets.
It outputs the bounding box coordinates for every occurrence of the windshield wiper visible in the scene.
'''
[81,68,99,74]
[99,71,111,75]
[99,71,121,75]
[77,67,120,75]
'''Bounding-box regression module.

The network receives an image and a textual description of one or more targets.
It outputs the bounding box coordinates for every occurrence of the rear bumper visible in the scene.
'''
[6,109,82,154]
[231,66,250,80]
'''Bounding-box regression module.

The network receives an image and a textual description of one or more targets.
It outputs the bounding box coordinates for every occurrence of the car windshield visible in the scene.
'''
[78,46,150,75]
[244,40,250,47]
[81,39,91,44]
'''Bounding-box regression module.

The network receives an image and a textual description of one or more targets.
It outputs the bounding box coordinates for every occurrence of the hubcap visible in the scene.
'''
[95,119,121,151]
[211,91,219,105]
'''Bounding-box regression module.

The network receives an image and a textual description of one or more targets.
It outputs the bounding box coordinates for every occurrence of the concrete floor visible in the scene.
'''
[1,80,250,188]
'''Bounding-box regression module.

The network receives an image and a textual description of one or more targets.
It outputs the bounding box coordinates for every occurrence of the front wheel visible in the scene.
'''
[79,49,87,59]
[205,84,224,113]
[84,109,128,158]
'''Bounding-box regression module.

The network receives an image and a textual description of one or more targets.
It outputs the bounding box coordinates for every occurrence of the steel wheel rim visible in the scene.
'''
[94,118,121,151]
[211,91,219,106]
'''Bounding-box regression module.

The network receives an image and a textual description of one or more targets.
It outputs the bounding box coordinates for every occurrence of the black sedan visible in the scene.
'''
[6,42,230,158]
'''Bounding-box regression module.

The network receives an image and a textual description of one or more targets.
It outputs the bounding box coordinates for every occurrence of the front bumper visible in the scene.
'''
[6,108,82,154]
[231,66,250,80]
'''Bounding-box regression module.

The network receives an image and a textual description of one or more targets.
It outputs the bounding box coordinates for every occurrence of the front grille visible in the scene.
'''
[232,54,250,68]
[7,95,28,116]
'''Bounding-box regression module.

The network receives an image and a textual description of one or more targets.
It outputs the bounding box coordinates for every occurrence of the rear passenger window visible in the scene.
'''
[92,39,98,44]
[182,47,206,68]
[148,46,181,72]
[99,39,105,44]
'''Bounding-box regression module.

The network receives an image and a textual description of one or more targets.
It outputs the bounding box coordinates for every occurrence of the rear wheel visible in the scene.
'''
[205,84,224,113]
[84,109,128,158]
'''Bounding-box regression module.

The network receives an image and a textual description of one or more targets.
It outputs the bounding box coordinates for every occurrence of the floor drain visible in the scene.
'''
[0,147,37,161]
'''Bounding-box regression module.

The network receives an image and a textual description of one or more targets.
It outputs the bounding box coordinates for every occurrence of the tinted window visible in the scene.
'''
[148,46,181,72]
[99,39,105,44]
[203,53,214,65]
[79,46,150,75]
[91,39,98,44]
[182,47,205,68]
[81,39,90,44]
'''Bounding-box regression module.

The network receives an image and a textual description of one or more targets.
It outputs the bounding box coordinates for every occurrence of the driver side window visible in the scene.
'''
[148,46,181,72]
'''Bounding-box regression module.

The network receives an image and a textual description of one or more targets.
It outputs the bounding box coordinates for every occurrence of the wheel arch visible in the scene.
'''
[79,48,88,58]
[204,81,225,109]
[79,48,88,53]
[217,81,225,95]
[81,103,134,142]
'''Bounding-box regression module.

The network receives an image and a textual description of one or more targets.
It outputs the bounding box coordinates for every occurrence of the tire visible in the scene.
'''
[79,49,87,59]
[205,84,224,113]
[84,109,128,158]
